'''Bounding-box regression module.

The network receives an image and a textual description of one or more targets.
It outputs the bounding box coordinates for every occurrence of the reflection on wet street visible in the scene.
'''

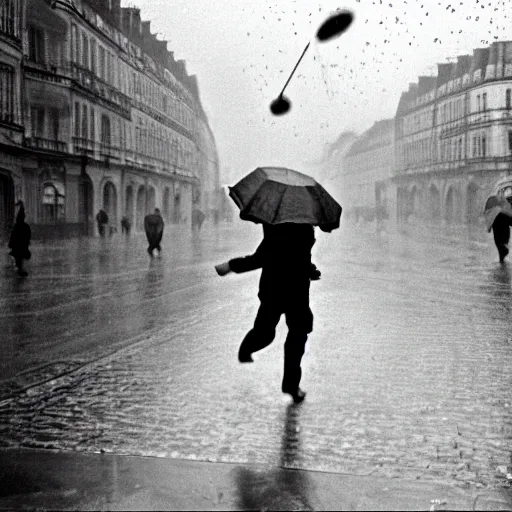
[1,221,512,493]
[235,403,315,511]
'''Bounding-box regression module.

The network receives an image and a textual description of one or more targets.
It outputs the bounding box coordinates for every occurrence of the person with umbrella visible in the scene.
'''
[8,201,31,277]
[144,208,164,257]
[484,188,512,263]
[215,167,340,403]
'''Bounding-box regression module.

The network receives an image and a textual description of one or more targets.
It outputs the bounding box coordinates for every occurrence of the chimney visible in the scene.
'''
[456,55,472,76]
[436,63,454,86]
[418,76,436,95]
[496,41,505,78]
[469,47,489,76]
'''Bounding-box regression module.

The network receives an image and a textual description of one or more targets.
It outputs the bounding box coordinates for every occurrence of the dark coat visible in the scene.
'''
[8,210,31,261]
[228,223,316,303]
[96,210,108,225]
[144,213,164,246]
[492,212,512,246]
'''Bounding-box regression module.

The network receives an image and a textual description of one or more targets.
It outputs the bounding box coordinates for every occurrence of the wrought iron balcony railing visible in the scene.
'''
[68,63,131,117]
[72,137,95,156]
[25,137,68,153]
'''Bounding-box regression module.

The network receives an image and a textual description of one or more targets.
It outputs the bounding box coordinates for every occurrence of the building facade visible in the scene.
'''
[0,0,219,239]
[308,130,358,206]
[394,42,512,225]
[341,119,394,222]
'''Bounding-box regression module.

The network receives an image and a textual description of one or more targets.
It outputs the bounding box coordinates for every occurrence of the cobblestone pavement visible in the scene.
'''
[1,221,512,496]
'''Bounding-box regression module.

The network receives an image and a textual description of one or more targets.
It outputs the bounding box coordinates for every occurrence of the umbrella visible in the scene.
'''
[484,194,512,232]
[228,166,342,233]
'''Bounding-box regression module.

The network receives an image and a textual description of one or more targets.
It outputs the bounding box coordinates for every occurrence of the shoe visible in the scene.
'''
[238,349,254,363]
[282,387,306,403]
[17,270,28,277]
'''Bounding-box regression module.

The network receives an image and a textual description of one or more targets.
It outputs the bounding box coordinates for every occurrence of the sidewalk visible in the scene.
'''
[0,448,510,511]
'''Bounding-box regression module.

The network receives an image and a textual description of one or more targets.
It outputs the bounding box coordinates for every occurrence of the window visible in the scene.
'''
[1,0,22,39]
[90,39,96,75]
[81,104,88,140]
[0,64,15,124]
[483,92,487,112]
[81,33,89,68]
[472,136,477,157]
[99,47,106,80]
[107,52,112,84]
[42,183,65,223]
[30,106,45,137]
[74,102,80,137]
[101,114,111,146]
[28,25,45,63]
[508,131,512,152]
[476,95,481,112]
[50,108,59,140]
[90,108,95,142]
[482,135,487,157]
[71,24,78,62]
[458,138,463,160]
[507,89,511,109]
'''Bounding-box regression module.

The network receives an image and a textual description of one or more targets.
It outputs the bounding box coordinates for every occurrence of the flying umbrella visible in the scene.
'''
[229,166,342,233]
[269,10,354,116]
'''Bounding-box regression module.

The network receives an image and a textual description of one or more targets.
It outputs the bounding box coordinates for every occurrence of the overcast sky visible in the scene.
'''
[121,0,511,184]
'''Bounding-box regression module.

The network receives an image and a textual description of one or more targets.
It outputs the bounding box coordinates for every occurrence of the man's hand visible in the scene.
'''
[215,262,232,276]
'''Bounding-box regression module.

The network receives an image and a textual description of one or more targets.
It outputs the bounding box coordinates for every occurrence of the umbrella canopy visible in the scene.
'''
[484,194,512,232]
[229,166,342,232]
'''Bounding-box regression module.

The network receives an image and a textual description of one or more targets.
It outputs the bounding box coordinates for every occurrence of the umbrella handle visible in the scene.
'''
[279,41,311,98]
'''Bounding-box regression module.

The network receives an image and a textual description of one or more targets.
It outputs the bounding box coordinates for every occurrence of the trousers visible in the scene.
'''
[239,299,313,391]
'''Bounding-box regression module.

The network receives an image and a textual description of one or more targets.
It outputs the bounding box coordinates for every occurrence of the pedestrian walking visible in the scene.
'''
[215,166,341,403]
[96,209,108,237]
[144,208,164,257]
[484,192,512,263]
[8,201,31,277]
[192,208,206,231]
[215,223,321,403]
[121,216,131,235]
[492,211,512,263]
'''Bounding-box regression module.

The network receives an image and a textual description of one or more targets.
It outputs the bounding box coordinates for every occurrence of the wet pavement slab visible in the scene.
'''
[0,448,510,511]
[1,221,512,507]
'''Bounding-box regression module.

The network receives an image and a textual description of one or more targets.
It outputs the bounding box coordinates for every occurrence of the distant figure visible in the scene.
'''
[192,209,206,231]
[8,201,31,277]
[121,216,132,235]
[96,209,108,237]
[144,208,164,257]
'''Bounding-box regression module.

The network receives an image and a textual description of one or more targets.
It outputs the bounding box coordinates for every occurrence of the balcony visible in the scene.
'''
[25,137,68,153]
[24,64,71,86]
[73,137,95,157]
[466,111,492,125]
[0,111,16,126]
[99,143,121,161]
[68,63,131,118]
[124,149,158,171]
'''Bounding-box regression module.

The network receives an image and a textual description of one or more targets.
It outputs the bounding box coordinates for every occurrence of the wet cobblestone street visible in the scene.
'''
[1,221,512,495]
